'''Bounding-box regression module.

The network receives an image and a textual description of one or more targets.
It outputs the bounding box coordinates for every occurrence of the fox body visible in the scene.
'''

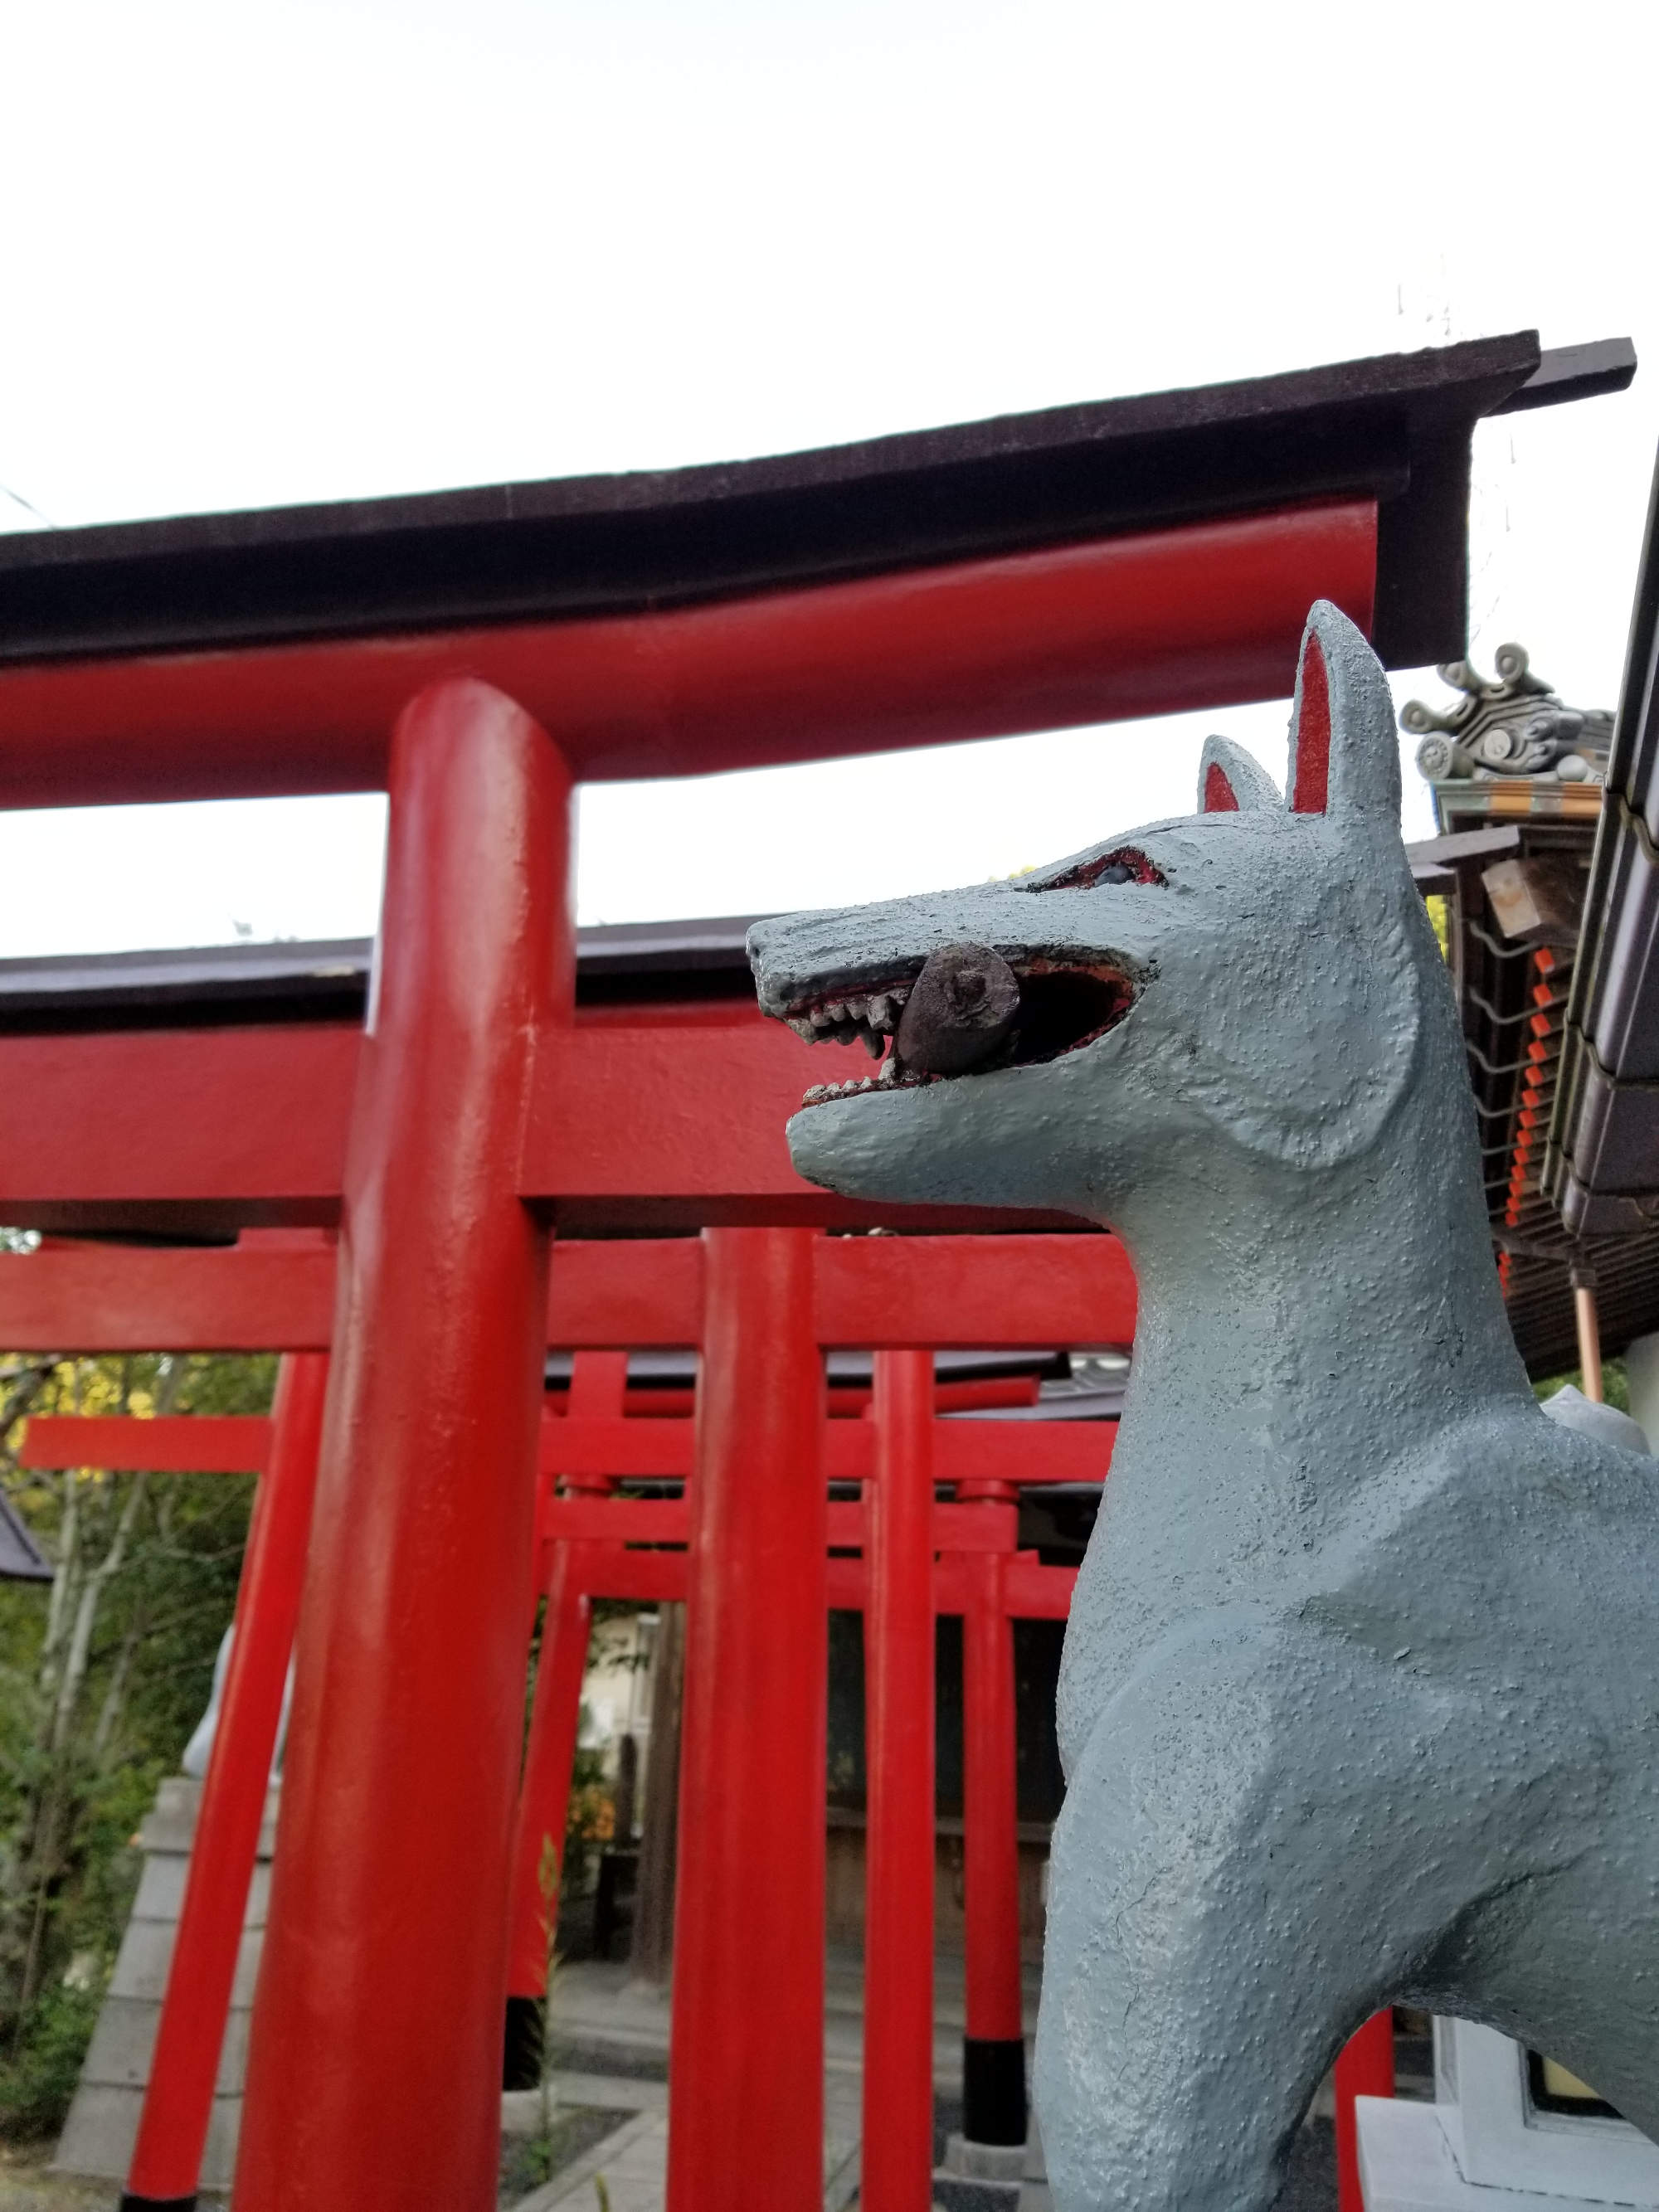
[747,604,1659,2211]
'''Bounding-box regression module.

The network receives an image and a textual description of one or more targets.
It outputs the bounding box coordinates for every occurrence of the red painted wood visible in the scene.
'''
[0,1023,356,1233]
[815,1232,1136,1349]
[20,1413,272,1472]
[543,1377,1040,1419]
[0,1243,338,1353]
[523,1025,1092,1233]
[0,1230,1131,1354]
[542,1544,1078,1621]
[542,1494,1020,1552]
[0,502,1374,807]
[0,1016,1082,1237]
[1334,2010,1394,2212]
[19,1406,1108,1492]
[506,1355,624,2001]
[504,1543,594,1999]
[124,1352,328,2204]
[235,680,575,2212]
[862,1351,937,2212]
[544,1240,703,1348]
[669,1230,826,2212]
[1000,1558,1077,1620]
[542,1416,1112,1488]
[963,1548,1024,2048]
[559,1548,689,1605]
[538,1548,1081,1618]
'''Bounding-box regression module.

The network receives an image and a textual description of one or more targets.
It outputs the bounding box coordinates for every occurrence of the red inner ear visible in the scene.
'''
[1202,762,1239,813]
[1291,637,1331,814]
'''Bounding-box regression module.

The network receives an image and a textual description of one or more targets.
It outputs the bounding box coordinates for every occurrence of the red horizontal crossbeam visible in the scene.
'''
[554,1544,1078,1620]
[0,1232,1135,1354]
[18,1421,1089,1619]
[547,1377,1042,1419]
[540,1496,1022,1552]
[21,1407,1114,1490]
[542,1415,1112,1485]
[0,1244,337,1354]
[18,1413,272,1473]
[0,1014,1101,1237]
[0,501,1374,808]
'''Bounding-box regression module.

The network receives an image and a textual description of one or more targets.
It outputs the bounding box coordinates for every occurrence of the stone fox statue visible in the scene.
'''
[747,602,1659,2212]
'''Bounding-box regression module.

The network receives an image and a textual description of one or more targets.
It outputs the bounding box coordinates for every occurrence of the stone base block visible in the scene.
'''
[932,2129,1027,2211]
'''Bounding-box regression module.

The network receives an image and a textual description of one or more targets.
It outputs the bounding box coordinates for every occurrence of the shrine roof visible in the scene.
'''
[0,335,1630,675]
[0,1492,51,1583]
[0,850,1465,1031]
[0,918,766,1031]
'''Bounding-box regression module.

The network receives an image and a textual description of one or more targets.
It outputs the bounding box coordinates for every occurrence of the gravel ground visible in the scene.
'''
[500,2107,628,2204]
[2,2107,1339,2210]
[0,2146,118,2212]
[1272,2117,1338,2211]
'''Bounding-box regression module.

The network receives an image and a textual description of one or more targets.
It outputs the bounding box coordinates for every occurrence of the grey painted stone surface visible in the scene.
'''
[55,1775,275,2190]
[750,602,1659,2212]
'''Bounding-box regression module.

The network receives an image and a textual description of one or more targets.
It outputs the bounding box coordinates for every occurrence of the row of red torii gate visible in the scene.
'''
[13,1230,1394,2212]
[0,329,1596,2210]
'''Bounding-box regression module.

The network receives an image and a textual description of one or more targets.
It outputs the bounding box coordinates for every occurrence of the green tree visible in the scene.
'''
[0,1349,275,2138]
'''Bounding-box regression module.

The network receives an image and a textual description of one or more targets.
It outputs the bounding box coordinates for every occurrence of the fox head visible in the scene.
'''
[748,602,1450,1226]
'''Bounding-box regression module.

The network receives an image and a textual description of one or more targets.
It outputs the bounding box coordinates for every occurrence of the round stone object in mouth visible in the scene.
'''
[894,942,1020,1075]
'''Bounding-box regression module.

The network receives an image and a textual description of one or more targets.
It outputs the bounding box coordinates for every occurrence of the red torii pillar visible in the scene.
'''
[120,1352,329,2212]
[668,1228,826,2212]
[20,1225,1126,2210]
[502,1353,625,2088]
[960,1486,1027,2146]
[1335,2010,1395,2212]
[236,679,574,2212]
[861,1349,937,2212]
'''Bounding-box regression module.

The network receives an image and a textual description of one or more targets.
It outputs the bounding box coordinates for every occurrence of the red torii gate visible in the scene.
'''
[24,1344,1103,2207]
[11,1229,1133,2212]
[0,334,1539,2211]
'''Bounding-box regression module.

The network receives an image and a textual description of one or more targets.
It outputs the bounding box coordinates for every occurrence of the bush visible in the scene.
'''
[0,1974,104,2141]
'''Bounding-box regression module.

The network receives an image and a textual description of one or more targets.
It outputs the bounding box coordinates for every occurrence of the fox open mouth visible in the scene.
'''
[778,946,1137,1108]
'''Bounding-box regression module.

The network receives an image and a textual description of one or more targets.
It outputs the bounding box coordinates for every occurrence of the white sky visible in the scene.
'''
[0,0,1652,953]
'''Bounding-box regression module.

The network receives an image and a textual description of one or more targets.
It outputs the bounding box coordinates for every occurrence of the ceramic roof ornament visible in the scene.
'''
[1404,644,1613,785]
[750,602,1659,2212]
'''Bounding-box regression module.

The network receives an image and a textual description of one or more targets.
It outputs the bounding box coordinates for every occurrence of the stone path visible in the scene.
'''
[506,1952,1340,2212]
[507,1952,1040,2212]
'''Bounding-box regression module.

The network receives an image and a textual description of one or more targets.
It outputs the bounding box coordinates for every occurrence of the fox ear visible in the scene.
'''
[1285,600,1400,824]
[1199,736,1280,813]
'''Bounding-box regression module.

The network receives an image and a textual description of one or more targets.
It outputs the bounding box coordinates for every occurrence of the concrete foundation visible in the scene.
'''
[1358,2018,1659,2211]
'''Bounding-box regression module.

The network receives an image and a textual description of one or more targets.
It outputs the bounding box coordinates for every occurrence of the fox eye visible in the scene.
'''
[1034,846,1166,892]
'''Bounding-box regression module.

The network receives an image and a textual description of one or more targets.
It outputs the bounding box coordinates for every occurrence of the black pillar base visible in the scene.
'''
[119,2195,197,2211]
[962,2035,1027,2146]
[503,1992,544,2092]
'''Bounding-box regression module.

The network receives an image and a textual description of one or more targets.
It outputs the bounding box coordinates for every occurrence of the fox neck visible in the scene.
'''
[1095,1061,1530,1617]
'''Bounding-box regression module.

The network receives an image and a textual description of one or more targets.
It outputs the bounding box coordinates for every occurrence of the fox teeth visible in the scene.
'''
[801,1070,898,1106]
[795,982,909,1038]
